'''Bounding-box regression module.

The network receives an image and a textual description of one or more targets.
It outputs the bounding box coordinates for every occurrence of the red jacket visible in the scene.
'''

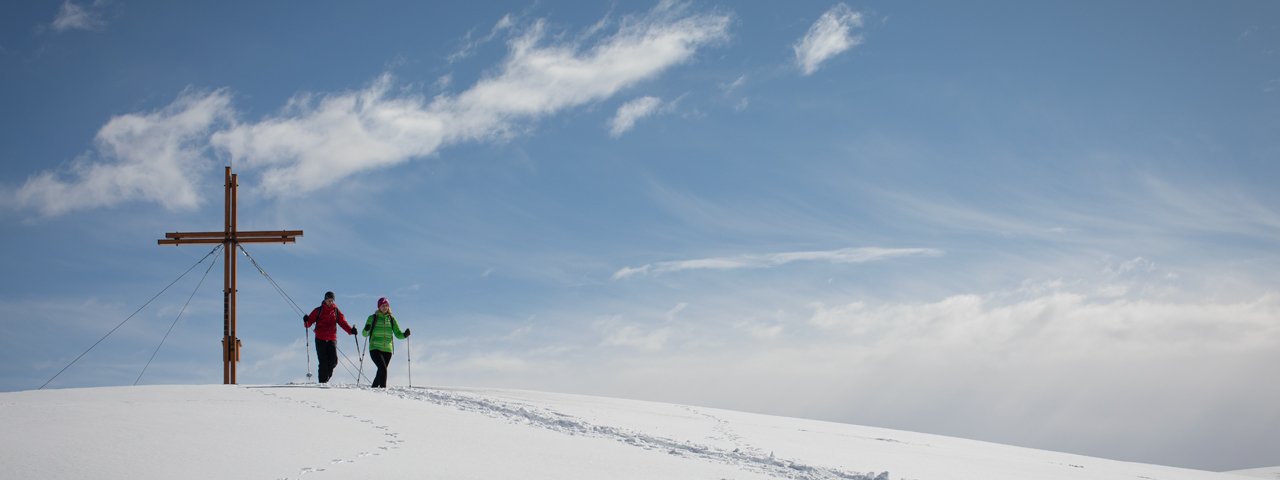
[306,303,355,341]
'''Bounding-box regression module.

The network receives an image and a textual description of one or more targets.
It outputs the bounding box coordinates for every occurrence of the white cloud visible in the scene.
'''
[447,14,517,63]
[596,315,672,351]
[613,246,942,280]
[432,279,1280,470]
[736,320,784,340]
[664,302,688,322]
[871,173,1280,251]
[213,3,730,196]
[208,73,444,196]
[806,291,1280,354]
[580,8,614,41]
[719,75,749,112]
[793,3,864,76]
[434,73,453,91]
[1133,175,1280,239]
[493,14,516,32]
[608,96,664,137]
[51,1,105,32]
[15,3,732,215]
[455,353,530,373]
[1106,256,1155,276]
[15,89,234,216]
[722,74,747,93]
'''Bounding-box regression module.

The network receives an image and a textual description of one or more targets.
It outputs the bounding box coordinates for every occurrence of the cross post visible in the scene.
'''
[158,166,302,384]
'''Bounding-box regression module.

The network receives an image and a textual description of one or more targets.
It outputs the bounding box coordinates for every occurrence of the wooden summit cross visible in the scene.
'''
[157,166,302,384]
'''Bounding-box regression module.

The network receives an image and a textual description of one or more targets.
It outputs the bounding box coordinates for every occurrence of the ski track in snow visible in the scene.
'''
[680,404,766,457]
[252,387,404,480]
[378,386,890,480]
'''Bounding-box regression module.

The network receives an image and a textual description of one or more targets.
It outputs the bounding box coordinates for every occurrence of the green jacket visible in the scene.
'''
[362,311,405,353]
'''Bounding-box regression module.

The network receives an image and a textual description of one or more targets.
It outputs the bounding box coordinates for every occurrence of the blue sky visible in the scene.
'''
[3,0,1279,471]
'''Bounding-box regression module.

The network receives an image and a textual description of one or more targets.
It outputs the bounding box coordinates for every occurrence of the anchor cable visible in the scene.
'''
[135,245,222,385]
[39,245,223,390]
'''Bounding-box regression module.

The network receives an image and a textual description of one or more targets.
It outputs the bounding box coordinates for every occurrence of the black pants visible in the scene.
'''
[370,350,393,388]
[316,340,338,383]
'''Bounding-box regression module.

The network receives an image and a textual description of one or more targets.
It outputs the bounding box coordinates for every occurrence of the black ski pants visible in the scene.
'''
[370,349,393,388]
[316,339,338,383]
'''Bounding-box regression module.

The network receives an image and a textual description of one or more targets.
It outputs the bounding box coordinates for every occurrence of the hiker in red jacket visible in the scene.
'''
[304,291,356,383]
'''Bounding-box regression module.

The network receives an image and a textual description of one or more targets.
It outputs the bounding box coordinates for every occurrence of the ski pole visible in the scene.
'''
[304,320,313,383]
[407,335,412,388]
[354,332,365,386]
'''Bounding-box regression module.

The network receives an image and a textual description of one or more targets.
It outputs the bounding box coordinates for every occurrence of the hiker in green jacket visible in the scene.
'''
[362,297,410,388]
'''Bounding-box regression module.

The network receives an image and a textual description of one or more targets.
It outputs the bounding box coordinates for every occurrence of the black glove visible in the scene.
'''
[363,324,372,333]
[349,328,357,335]
[302,314,308,325]
[403,328,411,337]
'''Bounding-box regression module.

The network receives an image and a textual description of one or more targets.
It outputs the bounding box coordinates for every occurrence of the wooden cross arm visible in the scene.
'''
[158,237,299,245]
[163,230,304,239]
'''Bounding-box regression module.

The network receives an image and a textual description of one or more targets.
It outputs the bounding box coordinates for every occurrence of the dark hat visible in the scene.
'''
[324,291,335,301]
[377,297,389,308]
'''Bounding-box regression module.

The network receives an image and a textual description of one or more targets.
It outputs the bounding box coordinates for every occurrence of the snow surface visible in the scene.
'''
[0,384,1255,480]
[1228,467,1280,479]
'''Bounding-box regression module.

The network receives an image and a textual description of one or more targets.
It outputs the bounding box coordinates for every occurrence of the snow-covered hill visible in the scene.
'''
[1229,467,1280,479]
[0,385,1253,480]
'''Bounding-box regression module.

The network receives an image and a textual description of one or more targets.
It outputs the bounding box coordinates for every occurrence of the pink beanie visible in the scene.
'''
[377,297,389,308]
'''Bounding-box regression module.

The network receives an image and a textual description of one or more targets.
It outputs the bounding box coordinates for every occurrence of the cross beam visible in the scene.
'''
[158,166,302,384]
[158,231,303,245]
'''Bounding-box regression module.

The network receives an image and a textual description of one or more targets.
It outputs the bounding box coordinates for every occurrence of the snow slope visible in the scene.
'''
[0,384,1254,480]
[1229,467,1280,479]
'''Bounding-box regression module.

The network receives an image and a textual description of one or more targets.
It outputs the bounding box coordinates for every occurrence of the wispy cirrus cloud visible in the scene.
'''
[13,2,732,215]
[608,96,666,137]
[720,74,749,111]
[50,1,106,33]
[446,14,517,63]
[794,3,864,76]
[613,246,942,280]
[721,74,747,94]
[867,173,1280,249]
